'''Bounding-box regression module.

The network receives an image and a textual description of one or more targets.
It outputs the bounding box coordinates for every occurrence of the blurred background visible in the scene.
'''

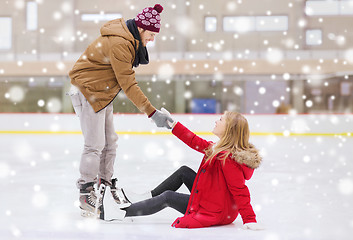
[1,0,353,114]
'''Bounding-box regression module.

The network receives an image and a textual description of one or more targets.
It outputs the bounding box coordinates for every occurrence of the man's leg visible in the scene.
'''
[76,92,106,187]
[98,101,118,183]
[97,104,131,208]
[74,92,107,217]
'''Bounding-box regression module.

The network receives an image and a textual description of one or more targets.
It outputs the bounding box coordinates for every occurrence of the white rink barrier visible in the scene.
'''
[0,113,352,136]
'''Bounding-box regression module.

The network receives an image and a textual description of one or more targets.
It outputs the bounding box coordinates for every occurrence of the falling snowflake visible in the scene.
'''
[37,99,45,107]
[32,191,48,208]
[0,162,11,178]
[46,98,62,113]
[338,178,353,195]
[266,48,283,64]
[158,63,174,80]
[7,86,26,103]
[344,49,353,64]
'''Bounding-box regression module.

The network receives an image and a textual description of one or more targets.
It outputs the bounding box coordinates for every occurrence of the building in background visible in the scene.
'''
[1,0,353,114]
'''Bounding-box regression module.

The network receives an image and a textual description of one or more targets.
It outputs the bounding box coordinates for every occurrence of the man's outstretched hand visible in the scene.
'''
[151,108,174,129]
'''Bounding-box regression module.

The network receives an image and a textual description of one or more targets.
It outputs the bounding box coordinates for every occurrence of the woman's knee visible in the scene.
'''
[178,165,192,173]
[162,190,174,197]
[179,165,196,177]
[161,190,175,204]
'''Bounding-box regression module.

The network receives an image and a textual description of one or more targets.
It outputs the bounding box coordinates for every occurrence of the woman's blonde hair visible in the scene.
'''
[204,111,250,165]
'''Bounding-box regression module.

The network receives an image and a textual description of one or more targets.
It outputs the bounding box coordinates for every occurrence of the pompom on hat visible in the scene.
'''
[135,4,164,33]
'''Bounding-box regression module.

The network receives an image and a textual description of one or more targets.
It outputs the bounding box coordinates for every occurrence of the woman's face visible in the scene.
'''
[212,113,227,138]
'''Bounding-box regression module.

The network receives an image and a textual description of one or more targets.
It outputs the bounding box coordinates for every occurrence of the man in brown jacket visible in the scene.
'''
[68,4,171,218]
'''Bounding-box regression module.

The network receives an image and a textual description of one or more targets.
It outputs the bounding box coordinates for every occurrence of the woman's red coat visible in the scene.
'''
[171,122,257,228]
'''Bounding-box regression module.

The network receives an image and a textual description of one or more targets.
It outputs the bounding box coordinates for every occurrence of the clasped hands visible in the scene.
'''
[150,108,175,129]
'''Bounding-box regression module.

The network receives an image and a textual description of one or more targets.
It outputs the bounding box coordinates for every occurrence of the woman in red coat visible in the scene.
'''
[101,111,263,230]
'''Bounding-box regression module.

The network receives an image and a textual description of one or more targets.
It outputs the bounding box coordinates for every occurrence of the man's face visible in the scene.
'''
[138,28,157,47]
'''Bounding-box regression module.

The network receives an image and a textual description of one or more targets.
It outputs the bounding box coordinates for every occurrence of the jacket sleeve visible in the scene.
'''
[221,160,257,224]
[110,43,156,116]
[172,122,211,154]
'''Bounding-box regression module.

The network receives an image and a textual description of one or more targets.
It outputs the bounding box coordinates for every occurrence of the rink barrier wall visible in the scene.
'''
[0,113,352,137]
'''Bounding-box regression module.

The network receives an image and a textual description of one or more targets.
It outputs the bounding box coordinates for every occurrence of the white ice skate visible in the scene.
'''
[122,188,152,203]
[101,186,127,221]
[110,178,131,208]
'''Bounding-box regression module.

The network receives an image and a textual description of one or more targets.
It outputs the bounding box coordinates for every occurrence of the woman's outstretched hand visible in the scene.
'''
[243,222,265,231]
[151,109,174,129]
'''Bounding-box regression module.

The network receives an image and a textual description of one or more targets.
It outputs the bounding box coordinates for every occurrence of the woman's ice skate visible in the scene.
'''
[121,187,152,203]
[110,178,131,208]
[100,186,127,221]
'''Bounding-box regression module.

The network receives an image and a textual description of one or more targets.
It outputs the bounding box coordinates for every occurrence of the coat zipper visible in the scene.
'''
[186,163,205,215]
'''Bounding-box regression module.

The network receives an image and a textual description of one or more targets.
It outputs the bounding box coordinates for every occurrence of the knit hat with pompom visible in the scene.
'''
[135,4,163,33]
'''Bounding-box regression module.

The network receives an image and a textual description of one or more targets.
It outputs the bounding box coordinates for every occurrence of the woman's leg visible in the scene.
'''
[151,165,196,197]
[124,190,190,216]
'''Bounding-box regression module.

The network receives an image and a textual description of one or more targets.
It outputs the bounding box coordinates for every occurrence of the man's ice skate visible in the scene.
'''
[100,186,126,221]
[79,182,105,218]
[79,182,99,218]
[110,178,131,208]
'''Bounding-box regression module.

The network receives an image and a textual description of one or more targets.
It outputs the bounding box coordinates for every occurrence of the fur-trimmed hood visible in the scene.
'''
[231,143,262,170]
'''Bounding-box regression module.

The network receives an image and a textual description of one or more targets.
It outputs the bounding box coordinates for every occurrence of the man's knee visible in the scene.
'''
[83,144,105,154]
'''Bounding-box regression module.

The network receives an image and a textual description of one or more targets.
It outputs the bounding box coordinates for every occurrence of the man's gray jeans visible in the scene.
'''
[71,91,118,189]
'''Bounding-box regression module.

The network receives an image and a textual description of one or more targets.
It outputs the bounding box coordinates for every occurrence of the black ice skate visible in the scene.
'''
[79,182,105,218]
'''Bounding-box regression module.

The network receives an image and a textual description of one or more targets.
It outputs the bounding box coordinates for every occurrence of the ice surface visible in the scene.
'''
[0,133,352,240]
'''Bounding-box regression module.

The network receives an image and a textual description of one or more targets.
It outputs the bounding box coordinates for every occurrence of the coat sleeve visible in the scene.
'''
[110,43,156,116]
[221,160,257,224]
[172,122,211,154]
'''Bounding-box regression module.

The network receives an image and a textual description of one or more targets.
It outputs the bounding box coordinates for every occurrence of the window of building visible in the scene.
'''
[340,1,353,15]
[81,13,122,22]
[255,16,288,31]
[26,1,38,31]
[205,16,217,32]
[223,16,255,32]
[223,16,288,32]
[305,0,353,16]
[306,29,322,45]
[0,17,12,50]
